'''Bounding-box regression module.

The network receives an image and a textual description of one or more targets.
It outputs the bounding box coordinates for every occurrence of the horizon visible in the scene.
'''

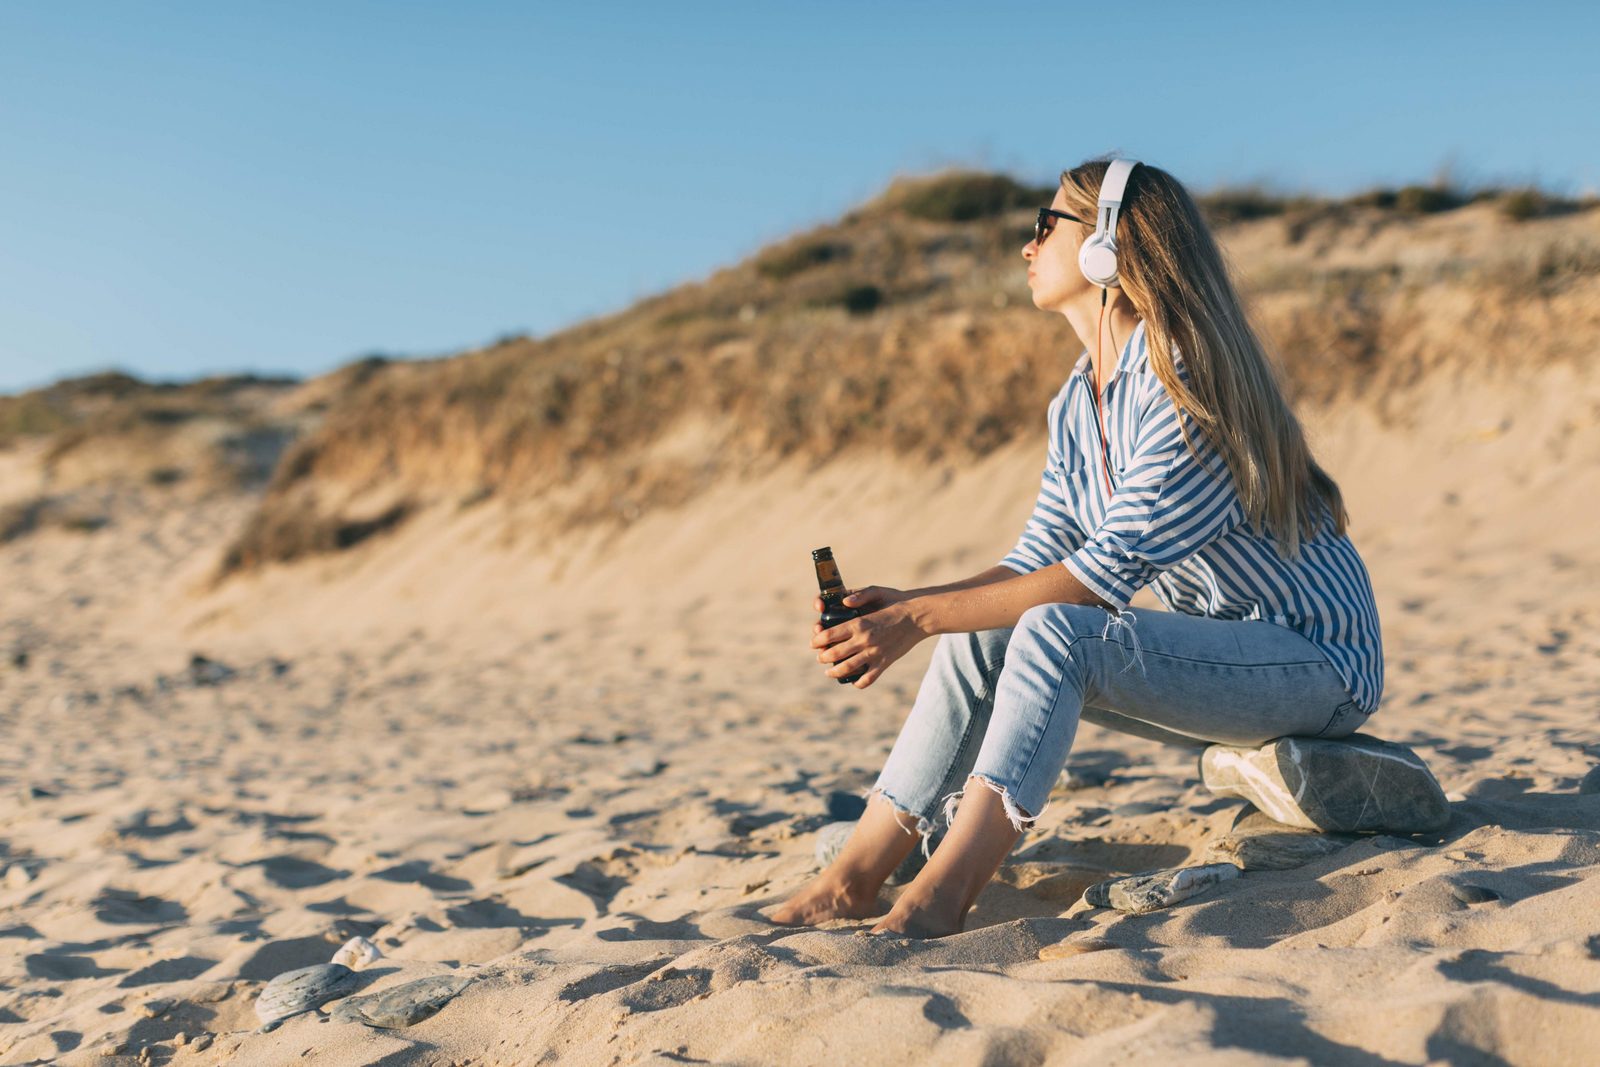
[3,1,1596,395]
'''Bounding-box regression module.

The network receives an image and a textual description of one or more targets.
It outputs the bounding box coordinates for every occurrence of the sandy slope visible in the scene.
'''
[1,355,1599,1065]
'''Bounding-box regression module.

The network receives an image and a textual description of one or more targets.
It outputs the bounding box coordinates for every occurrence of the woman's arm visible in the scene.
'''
[813,561,1113,688]
[907,563,1111,635]
[902,564,1020,600]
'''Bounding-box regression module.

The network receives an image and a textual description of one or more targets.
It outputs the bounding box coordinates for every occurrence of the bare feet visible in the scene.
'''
[868,885,966,939]
[763,874,886,927]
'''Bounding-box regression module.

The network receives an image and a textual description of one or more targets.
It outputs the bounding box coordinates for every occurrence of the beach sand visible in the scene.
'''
[2,354,1599,1065]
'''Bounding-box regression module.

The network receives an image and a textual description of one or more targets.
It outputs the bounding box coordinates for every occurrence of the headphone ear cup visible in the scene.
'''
[1079,237,1119,288]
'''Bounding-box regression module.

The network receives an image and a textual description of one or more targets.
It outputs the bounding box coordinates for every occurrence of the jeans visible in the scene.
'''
[865,603,1369,858]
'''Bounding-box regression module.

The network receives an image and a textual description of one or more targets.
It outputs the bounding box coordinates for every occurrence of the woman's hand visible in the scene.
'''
[809,584,911,616]
[810,595,929,689]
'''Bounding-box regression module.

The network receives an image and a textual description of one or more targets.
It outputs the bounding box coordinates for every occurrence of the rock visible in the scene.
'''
[1578,767,1600,795]
[329,935,383,970]
[1201,733,1451,833]
[1083,863,1240,914]
[622,755,667,778]
[814,819,939,885]
[255,963,364,1030]
[1038,937,1117,960]
[1450,884,1501,905]
[330,975,472,1028]
[187,654,237,687]
[1201,809,1359,871]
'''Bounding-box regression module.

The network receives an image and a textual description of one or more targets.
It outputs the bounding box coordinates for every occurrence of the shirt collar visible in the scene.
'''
[1073,317,1148,381]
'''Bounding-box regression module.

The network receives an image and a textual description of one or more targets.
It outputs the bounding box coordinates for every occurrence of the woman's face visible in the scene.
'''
[1022,186,1092,311]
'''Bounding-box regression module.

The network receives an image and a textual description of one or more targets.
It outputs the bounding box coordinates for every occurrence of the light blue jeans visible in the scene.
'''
[865,604,1369,857]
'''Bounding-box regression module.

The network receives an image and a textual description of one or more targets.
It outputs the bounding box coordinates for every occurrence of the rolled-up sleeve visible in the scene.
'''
[1000,390,1089,574]
[1061,387,1243,610]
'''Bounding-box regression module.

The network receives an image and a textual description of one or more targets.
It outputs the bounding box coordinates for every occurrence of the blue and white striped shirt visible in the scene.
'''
[1000,319,1385,715]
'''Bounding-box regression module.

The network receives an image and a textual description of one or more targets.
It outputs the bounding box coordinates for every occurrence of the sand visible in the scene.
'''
[2,354,1599,1065]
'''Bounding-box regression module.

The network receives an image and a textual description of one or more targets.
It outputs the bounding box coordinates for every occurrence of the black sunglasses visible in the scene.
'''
[1035,207,1086,246]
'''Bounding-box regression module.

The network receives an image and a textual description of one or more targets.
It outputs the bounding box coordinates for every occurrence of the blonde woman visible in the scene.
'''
[765,158,1383,938]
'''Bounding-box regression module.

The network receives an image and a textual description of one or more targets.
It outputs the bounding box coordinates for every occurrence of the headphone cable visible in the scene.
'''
[1093,287,1117,496]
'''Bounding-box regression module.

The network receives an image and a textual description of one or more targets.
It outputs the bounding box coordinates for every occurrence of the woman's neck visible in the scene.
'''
[1061,289,1142,378]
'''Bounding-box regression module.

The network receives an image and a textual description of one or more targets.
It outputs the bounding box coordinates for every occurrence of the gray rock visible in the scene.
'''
[255,963,364,1030]
[1201,809,1359,871]
[1201,733,1451,833]
[1083,863,1240,914]
[1450,884,1501,905]
[814,819,938,886]
[1578,766,1600,795]
[330,975,472,1029]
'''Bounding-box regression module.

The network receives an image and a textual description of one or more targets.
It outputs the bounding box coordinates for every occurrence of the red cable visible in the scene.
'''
[1092,293,1116,496]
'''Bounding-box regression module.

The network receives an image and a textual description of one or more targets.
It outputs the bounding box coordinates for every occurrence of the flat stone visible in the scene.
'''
[330,975,472,1029]
[255,963,364,1029]
[1201,733,1451,833]
[1450,884,1501,905]
[1083,863,1240,914]
[1038,937,1117,960]
[1201,809,1359,871]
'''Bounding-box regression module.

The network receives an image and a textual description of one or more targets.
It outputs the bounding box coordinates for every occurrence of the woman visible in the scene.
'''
[764,157,1383,939]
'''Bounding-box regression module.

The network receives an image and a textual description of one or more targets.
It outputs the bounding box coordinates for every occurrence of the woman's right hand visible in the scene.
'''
[811,585,910,619]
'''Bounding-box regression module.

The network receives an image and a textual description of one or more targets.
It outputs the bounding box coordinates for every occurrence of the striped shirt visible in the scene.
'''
[1000,319,1385,715]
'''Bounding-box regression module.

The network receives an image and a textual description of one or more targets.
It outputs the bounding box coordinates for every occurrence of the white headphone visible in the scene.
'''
[1077,158,1140,289]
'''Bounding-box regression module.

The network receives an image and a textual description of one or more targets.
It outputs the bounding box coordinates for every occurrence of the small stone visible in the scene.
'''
[1201,810,1357,871]
[1578,767,1600,795]
[1039,937,1117,960]
[1450,884,1500,905]
[1201,734,1451,833]
[255,963,364,1028]
[330,974,472,1029]
[1083,863,1240,914]
[329,935,383,970]
[173,1032,188,1047]
[190,1035,213,1052]
[622,755,667,779]
[6,864,34,889]
[187,653,237,687]
[140,998,174,1018]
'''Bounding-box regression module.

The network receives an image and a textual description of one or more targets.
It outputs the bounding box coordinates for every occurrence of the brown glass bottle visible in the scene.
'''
[812,546,865,685]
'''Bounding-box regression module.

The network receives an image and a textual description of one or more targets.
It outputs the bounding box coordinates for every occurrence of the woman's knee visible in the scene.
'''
[1012,601,1100,651]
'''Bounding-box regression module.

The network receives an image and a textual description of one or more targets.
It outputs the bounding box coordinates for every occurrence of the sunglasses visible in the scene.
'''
[1035,207,1086,246]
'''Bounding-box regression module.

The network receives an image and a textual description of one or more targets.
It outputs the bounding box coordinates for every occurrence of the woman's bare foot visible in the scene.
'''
[764,873,886,926]
[868,884,966,939]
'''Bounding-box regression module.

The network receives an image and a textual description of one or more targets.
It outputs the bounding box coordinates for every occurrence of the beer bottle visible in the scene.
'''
[812,546,864,685]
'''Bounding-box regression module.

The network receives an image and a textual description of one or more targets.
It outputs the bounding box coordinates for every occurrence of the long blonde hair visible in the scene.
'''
[1058,158,1349,559]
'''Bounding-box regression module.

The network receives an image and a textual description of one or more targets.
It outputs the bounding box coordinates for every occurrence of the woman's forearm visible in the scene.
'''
[907,563,1111,635]
[903,564,1019,601]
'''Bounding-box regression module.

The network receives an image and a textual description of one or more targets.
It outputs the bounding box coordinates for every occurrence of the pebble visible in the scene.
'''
[330,974,473,1029]
[1450,884,1501,905]
[1083,863,1240,914]
[255,963,364,1029]
[1038,937,1117,960]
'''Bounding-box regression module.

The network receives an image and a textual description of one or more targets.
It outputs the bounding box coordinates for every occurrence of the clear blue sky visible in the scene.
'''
[2,2,1595,394]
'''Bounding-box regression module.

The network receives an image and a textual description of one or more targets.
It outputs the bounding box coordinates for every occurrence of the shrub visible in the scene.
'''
[895,172,1038,222]
[756,238,852,281]
[1394,184,1466,214]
